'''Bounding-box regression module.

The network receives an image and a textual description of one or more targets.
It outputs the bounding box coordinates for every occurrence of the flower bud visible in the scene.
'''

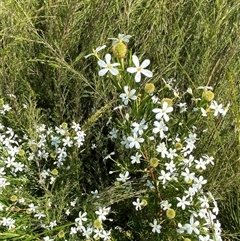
[166,208,176,219]
[144,83,155,94]
[10,195,18,202]
[58,230,65,238]
[202,90,214,102]
[112,41,127,58]
[174,142,182,150]
[94,219,102,229]
[150,158,159,167]
[161,98,173,107]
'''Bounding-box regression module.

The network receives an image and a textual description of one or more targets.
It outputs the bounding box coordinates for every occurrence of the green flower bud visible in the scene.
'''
[166,208,176,219]
[51,169,58,176]
[174,142,182,150]
[58,230,65,238]
[184,239,191,241]
[18,149,25,156]
[10,195,18,202]
[161,98,173,107]
[61,122,68,129]
[94,219,102,229]
[142,199,148,206]
[112,41,127,58]
[150,158,159,167]
[144,83,155,94]
[202,90,214,102]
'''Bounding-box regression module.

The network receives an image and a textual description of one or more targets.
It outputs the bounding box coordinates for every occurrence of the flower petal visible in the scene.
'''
[141,59,150,68]
[99,68,108,76]
[141,69,153,78]
[105,53,112,64]
[110,68,119,76]
[127,67,137,73]
[132,55,140,67]
[135,72,141,83]
[98,59,107,68]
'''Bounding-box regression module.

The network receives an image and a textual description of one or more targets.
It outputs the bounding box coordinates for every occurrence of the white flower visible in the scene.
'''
[156,142,169,158]
[98,54,120,76]
[132,198,144,211]
[1,217,15,229]
[116,171,130,182]
[209,100,224,116]
[130,152,142,164]
[108,33,132,45]
[127,55,153,83]
[149,219,162,233]
[152,120,168,139]
[95,207,110,221]
[84,45,106,59]
[158,170,171,185]
[75,211,87,225]
[131,119,148,135]
[152,102,173,122]
[127,133,144,149]
[176,196,191,210]
[119,86,137,105]
[184,215,200,235]
[43,236,54,241]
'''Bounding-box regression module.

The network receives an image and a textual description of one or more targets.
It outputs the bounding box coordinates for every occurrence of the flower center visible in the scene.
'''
[107,64,112,69]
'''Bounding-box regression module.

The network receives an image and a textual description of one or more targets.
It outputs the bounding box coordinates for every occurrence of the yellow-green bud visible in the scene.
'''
[51,169,58,176]
[50,152,57,159]
[10,195,18,202]
[150,158,159,168]
[112,41,127,58]
[142,199,148,206]
[125,230,132,237]
[166,208,176,219]
[161,98,173,107]
[61,122,68,129]
[144,83,155,94]
[184,239,191,241]
[58,230,65,238]
[174,142,182,150]
[94,219,102,229]
[18,149,25,156]
[202,90,214,102]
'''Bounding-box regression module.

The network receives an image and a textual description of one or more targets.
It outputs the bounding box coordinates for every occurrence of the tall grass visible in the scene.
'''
[1,0,240,239]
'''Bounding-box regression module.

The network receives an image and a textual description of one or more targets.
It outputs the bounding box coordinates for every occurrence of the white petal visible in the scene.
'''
[135,72,141,83]
[105,53,112,64]
[141,59,150,68]
[96,45,106,52]
[127,67,137,73]
[98,59,107,67]
[99,69,108,76]
[132,55,140,67]
[141,69,153,78]
[110,68,119,76]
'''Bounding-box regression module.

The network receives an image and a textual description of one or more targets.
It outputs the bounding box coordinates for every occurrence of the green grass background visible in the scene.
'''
[0,0,240,239]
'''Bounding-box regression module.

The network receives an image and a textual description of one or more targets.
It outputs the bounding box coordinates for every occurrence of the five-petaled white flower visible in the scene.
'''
[127,133,144,149]
[149,219,162,233]
[209,100,224,116]
[116,171,130,182]
[127,55,153,83]
[120,86,137,105]
[184,215,200,235]
[152,102,173,122]
[132,198,144,211]
[98,54,120,76]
